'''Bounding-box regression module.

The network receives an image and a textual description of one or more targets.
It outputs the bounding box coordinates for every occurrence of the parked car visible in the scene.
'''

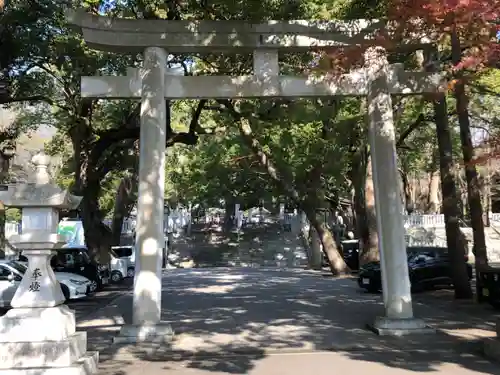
[322,239,360,270]
[108,248,130,283]
[54,248,109,291]
[358,246,473,293]
[340,239,360,271]
[0,260,92,307]
[60,245,127,285]
[19,247,109,292]
[477,264,500,308]
[111,246,135,278]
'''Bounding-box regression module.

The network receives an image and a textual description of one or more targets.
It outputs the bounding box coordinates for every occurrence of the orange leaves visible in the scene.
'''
[447,78,459,90]
[387,0,499,70]
[313,0,499,76]
[315,46,365,75]
[389,0,498,25]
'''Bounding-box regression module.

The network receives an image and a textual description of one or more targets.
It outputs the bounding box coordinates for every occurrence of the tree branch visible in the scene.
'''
[470,83,500,98]
[90,99,208,174]
[396,108,458,148]
[217,99,302,204]
[396,113,426,147]
[0,94,72,113]
[188,99,207,134]
[0,95,54,105]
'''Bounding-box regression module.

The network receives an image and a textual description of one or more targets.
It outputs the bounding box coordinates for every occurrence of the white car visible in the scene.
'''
[111,246,135,279]
[0,260,91,308]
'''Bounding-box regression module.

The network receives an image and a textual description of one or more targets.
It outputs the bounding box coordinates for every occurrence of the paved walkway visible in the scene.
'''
[78,268,500,375]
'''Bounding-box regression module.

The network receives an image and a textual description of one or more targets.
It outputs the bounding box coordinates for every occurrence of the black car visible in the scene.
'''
[53,248,110,292]
[322,239,360,270]
[21,248,109,292]
[358,246,473,293]
[341,239,360,271]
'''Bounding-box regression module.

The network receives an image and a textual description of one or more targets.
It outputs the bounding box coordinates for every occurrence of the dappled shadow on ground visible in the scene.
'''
[79,268,500,375]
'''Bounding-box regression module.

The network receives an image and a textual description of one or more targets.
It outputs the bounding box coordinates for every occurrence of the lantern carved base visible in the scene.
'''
[0,305,98,375]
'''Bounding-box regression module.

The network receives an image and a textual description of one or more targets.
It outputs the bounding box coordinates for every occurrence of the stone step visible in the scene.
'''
[171,226,308,268]
[0,351,98,375]
[0,332,87,369]
[0,305,76,342]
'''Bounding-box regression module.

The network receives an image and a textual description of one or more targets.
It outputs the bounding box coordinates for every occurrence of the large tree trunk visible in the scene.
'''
[418,45,473,298]
[451,29,488,271]
[428,172,441,213]
[353,188,365,239]
[111,175,137,246]
[308,225,323,270]
[360,155,379,265]
[349,149,366,239]
[223,198,234,233]
[428,149,441,213]
[70,125,113,264]
[399,168,413,213]
[304,206,349,275]
[0,151,14,258]
[434,93,473,299]
[0,159,8,258]
[78,176,112,264]
[481,170,491,227]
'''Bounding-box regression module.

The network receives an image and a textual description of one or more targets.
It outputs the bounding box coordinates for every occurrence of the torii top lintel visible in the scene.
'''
[65,9,432,54]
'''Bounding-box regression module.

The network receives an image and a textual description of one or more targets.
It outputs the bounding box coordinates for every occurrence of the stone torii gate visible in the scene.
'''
[67,10,442,340]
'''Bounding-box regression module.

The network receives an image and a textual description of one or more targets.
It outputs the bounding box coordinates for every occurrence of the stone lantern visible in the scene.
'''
[0,153,98,375]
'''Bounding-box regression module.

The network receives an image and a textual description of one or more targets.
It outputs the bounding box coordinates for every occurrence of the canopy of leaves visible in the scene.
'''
[2,0,499,223]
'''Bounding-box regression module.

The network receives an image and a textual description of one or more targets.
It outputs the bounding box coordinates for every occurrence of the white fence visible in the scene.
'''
[5,222,20,237]
[111,212,500,233]
[404,214,445,228]
[102,219,137,233]
[404,213,500,228]
[105,209,192,234]
[6,211,498,237]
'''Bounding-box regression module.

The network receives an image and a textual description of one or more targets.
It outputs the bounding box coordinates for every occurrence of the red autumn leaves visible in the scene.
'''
[387,0,499,70]
[317,0,499,73]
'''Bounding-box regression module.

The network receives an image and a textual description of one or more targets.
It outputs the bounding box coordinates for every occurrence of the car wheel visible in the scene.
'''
[60,284,70,302]
[127,267,135,278]
[89,280,98,293]
[366,285,379,293]
[111,271,123,284]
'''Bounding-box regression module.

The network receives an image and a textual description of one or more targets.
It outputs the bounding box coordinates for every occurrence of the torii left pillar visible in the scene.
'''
[114,47,173,343]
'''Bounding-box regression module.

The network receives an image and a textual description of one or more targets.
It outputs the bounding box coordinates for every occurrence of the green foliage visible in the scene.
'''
[3,0,499,226]
[166,129,277,208]
[5,208,20,222]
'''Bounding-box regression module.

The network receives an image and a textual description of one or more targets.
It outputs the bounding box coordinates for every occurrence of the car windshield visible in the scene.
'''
[407,251,417,260]
[406,247,447,261]
[80,251,91,262]
[112,247,133,257]
[55,249,90,266]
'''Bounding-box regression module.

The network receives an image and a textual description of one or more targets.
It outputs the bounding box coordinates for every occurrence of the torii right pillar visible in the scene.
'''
[365,46,434,335]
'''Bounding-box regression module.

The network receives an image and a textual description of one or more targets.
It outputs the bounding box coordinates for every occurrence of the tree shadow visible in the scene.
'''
[78,268,500,375]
